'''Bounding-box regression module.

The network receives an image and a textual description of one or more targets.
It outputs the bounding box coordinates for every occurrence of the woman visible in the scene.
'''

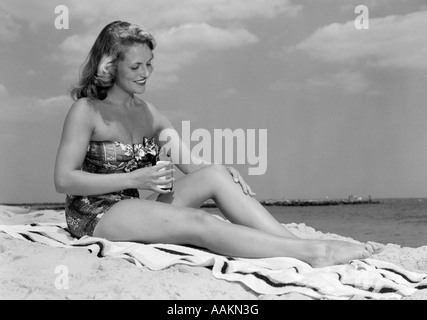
[54,21,382,268]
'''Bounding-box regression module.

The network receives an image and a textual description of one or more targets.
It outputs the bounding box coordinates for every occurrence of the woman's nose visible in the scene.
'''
[140,65,150,77]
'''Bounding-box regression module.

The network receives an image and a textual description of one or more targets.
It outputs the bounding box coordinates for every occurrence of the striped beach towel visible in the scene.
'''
[0,222,426,300]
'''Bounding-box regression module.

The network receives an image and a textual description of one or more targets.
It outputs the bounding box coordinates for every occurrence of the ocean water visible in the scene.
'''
[207,198,427,248]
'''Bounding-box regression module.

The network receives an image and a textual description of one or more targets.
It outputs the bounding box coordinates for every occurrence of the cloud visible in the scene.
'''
[338,0,411,12]
[53,22,258,89]
[0,94,71,124]
[3,0,300,89]
[150,23,258,88]
[55,33,96,66]
[1,0,301,27]
[306,71,372,95]
[295,10,427,70]
[221,88,239,97]
[35,95,72,110]
[0,84,8,96]
[158,23,258,50]
[0,11,21,41]
[270,72,373,95]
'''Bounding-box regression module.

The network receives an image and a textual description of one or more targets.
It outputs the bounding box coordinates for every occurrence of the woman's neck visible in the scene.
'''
[106,84,135,107]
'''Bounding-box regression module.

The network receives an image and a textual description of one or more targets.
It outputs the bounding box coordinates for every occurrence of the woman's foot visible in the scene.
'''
[365,241,385,255]
[309,240,376,268]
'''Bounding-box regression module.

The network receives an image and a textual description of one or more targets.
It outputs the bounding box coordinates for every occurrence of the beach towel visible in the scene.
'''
[1,222,426,300]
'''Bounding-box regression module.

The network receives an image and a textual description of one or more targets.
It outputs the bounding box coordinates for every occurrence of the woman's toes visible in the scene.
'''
[365,244,374,254]
[361,247,372,259]
[367,241,385,254]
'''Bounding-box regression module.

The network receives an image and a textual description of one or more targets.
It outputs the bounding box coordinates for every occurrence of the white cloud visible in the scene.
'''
[0,12,21,41]
[35,95,72,110]
[0,84,8,96]
[53,23,258,89]
[0,94,71,124]
[270,72,373,95]
[1,0,301,29]
[306,71,371,95]
[338,0,410,12]
[55,33,97,66]
[295,10,427,70]
[158,23,258,51]
[150,23,258,88]
[221,88,239,97]
[3,0,300,89]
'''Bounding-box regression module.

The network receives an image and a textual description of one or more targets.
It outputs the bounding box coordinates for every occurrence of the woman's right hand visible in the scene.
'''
[129,162,175,194]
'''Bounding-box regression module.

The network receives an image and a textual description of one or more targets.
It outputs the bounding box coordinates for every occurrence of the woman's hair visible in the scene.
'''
[70,21,156,101]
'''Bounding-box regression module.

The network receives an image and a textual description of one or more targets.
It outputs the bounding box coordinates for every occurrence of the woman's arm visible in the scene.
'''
[54,99,135,196]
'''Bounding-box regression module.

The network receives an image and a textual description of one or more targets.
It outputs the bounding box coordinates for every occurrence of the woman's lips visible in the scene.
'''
[135,79,147,85]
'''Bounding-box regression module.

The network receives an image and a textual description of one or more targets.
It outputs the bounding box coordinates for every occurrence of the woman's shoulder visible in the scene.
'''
[65,98,97,123]
[134,96,155,110]
[70,97,95,110]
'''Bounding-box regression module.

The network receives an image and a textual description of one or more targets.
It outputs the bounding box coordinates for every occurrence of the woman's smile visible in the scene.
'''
[135,78,147,86]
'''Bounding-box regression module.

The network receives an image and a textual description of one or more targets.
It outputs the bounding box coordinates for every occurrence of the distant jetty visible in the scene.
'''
[201,196,380,208]
[260,198,380,207]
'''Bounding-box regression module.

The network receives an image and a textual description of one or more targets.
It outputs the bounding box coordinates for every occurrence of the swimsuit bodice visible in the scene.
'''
[83,137,159,174]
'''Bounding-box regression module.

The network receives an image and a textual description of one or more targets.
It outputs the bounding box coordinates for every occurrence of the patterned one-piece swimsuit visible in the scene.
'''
[65,137,159,238]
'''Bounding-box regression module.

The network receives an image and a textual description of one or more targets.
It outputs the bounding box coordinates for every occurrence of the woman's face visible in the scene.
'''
[114,43,154,95]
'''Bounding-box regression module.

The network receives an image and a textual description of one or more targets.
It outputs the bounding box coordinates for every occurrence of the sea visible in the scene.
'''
[19,198,427,248]
[206,198,427,248]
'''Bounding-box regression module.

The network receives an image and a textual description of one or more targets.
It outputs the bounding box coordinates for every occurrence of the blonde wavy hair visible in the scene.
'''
[70,21,156,101]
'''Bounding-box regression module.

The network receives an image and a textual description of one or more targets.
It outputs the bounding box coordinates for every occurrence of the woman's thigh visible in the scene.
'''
[93,198,210,243]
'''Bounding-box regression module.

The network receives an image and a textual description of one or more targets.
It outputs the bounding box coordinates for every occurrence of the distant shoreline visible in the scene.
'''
[1,198,381,211]
[201,198,380,208]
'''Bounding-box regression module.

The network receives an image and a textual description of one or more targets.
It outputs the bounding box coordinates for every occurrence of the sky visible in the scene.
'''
[1,0,427,203]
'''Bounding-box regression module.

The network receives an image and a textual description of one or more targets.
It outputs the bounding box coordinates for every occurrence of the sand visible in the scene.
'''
[0,205,426,300]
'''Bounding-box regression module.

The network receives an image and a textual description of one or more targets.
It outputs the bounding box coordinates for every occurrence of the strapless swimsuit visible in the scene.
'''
[65,137,159,238]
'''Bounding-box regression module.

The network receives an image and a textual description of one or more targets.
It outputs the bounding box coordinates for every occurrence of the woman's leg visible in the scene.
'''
[93,198,374,267]
[157,164,297,238]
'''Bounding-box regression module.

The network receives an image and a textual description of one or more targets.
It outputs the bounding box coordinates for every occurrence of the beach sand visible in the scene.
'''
[0,205,426,300]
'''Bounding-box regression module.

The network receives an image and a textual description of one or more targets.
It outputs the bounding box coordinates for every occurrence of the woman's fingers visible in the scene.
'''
[152,177,175,194]
[234,176,257,197]
[154,161,172,169]
[234,176,248,195]
[227,166,256,197]
[246,185,257,197]
[154,187,173,194]
[154,177,175,186]
[154,168,175,178]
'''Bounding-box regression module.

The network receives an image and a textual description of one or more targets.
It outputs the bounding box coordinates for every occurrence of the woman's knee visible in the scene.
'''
[198,164,231,183]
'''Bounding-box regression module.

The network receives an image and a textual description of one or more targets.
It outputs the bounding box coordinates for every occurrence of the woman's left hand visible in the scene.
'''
[226,167,256,197]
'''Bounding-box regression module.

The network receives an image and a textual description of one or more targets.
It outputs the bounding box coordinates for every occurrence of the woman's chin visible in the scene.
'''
[133,86,146,94]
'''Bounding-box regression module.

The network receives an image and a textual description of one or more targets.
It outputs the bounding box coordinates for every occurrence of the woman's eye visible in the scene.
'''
[131,67,138,70]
